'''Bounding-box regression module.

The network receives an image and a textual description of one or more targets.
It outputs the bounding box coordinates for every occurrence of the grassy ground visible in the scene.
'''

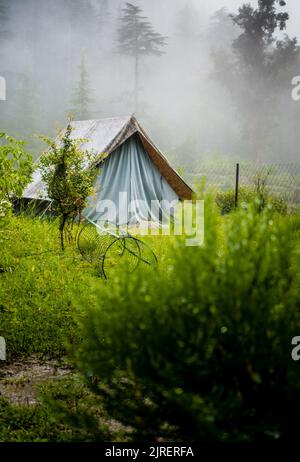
[0,216,98,360]
[0,215,173,441]
[1,208,299,442]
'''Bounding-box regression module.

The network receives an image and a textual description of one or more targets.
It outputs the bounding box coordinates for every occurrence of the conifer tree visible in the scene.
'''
[70,55,94,120]
[117,2,167,113]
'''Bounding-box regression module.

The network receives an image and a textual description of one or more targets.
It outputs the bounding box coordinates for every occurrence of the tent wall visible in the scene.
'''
[84,134,179,225]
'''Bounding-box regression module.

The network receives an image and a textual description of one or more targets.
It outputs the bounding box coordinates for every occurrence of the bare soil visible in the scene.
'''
[0,357,73,405]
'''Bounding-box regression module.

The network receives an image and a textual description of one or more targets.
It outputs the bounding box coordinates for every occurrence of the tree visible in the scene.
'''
[39,123,98,250]
[208,7,238,48]
[231,0,289,71]
[117,2,167,113]
[213,0,300,159]
[70,55,95,121]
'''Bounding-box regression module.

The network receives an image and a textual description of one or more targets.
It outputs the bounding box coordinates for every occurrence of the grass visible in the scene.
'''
[0,204,299,442]
[0,215,171,441]
[0,377,115,442]
[0,215,100,360]
[0,215,175,361]
[0,215,120,441]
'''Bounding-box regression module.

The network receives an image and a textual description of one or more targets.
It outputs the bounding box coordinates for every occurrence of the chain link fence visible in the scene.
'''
[184,162,300,205]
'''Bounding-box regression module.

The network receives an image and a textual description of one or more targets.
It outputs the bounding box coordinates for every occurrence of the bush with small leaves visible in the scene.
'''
[75,202,300,441]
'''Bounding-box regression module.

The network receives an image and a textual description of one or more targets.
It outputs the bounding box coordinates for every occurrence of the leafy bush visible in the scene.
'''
[215,187,255,214]
[0,132,32,210]
[215,187,288,215]
[74,203,300,441]
[0,133,32,252]
[39,123,102,250]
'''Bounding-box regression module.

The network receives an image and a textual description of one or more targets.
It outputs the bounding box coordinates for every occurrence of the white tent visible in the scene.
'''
[24,115,193,225]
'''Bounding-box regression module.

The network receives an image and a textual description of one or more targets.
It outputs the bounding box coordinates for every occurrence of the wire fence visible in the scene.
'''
[184,162,300,205]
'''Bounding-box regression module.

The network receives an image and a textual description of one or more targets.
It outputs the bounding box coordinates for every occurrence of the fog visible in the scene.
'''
[1,0,300,167]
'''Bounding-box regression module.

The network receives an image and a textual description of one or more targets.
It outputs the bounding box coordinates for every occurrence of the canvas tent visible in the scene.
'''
[23,115,193,225]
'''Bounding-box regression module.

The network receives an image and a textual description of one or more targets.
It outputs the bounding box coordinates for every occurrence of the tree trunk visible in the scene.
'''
[134,52,139,114]
[59,215,67,251]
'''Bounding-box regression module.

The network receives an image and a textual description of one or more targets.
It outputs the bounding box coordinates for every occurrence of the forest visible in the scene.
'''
[1,0,300,445]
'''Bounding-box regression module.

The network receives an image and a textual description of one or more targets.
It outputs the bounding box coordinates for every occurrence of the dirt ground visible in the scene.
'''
[0,357,73,405]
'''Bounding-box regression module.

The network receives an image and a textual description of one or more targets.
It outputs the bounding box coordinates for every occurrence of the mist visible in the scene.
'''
[1,0,300,167]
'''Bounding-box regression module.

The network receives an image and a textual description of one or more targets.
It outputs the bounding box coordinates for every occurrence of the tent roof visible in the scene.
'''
[23,115,193,200]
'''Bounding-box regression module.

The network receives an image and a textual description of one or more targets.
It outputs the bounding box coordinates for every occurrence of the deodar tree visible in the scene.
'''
[117,2,167,113]
[70,54,95,121]
[39,123,97,251]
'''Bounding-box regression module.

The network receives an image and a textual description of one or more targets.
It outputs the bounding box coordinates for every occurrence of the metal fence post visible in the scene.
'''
[235,163,240,209]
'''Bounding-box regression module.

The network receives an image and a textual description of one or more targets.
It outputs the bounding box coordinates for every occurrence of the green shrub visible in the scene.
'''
[215,187,255,214]
[0,133,33,208]
[39,123,99,250]
[269,194,288,215]
[216,187,288,215]
[75,204,300,441]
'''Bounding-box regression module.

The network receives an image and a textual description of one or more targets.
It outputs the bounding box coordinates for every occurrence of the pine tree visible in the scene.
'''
[117,2,167,114]
[70,55,94,120]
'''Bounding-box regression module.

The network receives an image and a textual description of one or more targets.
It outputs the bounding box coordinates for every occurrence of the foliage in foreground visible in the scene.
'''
[0,216,99,360]
[74,203,300,441]
[0,378,111,442]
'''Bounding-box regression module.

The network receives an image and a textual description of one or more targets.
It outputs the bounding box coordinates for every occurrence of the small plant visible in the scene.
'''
[215,187,255,214]
[0,132,33,219]
[39,122,101,250]
[0,133,32,271]
[216,185,288,215]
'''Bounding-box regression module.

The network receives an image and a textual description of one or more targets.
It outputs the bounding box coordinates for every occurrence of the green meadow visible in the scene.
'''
[1,195,300,442]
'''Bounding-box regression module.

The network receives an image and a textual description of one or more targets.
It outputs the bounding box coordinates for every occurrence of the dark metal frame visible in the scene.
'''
[77,218,158,279]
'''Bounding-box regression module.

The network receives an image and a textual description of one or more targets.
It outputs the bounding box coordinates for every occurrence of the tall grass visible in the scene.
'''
[0,215,99,359]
